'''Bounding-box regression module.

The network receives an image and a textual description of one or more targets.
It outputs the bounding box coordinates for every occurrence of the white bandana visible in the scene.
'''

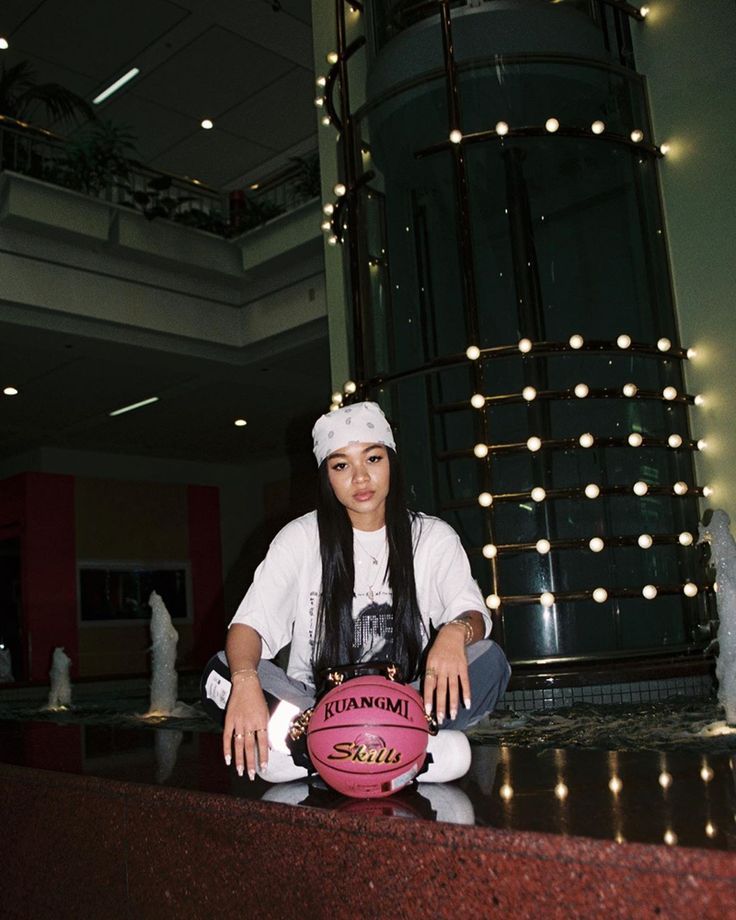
[312,402,396,466]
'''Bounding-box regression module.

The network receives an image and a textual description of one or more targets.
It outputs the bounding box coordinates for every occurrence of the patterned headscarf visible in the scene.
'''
[312,401,396,466]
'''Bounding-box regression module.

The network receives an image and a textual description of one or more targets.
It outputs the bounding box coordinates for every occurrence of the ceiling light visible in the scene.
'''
[109,395,159,417]
[93,67,141,105]
[201,118,214,130]
[234,418,248,427]
[3,386,18,396]
[495,121,509,136]
[0,38,8,50]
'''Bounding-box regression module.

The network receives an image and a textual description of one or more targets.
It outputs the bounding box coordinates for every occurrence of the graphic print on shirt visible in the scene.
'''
[352,596,393,662]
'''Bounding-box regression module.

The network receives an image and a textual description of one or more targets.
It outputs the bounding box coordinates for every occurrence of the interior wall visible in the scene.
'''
[633,0,736,515]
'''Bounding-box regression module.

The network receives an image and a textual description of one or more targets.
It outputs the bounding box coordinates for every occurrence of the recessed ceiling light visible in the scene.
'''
[234,418,248,427]
[0,38,9,50]
[3,386,18,396]
[93,67,140,105]
[201,118,214,130]
[109,396,159,417]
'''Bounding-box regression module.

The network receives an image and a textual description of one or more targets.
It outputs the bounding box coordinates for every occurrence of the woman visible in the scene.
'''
[201,401,510,785]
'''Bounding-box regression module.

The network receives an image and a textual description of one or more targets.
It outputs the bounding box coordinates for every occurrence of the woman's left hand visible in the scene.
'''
[423,624,470,724]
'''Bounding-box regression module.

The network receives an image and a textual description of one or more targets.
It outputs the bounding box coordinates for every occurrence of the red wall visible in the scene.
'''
[187,484,225,665]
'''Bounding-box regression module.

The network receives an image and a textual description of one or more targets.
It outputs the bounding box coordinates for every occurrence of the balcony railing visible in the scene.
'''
[0,115,320,238]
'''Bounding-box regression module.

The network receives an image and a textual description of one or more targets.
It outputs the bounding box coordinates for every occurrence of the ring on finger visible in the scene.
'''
[234,732,244,739]
[425,667,438,679]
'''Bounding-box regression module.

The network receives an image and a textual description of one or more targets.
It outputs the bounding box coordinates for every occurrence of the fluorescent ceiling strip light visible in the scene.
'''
[109,396,159,417]
[93,67,140,105]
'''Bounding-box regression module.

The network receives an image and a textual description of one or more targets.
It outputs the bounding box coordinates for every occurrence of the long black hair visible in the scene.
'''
[312,448,424,682]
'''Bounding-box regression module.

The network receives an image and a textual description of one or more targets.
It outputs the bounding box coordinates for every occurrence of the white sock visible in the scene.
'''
[416,730,472,784]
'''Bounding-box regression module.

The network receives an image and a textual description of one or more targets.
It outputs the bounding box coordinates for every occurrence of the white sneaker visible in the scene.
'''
[257,749,309,784]
[416,730,472,783]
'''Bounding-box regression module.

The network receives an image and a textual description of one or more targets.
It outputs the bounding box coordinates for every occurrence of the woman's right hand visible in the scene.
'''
[223,677,270,780]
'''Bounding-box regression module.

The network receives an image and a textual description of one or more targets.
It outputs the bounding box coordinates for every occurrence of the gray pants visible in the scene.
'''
[201,640,510,730]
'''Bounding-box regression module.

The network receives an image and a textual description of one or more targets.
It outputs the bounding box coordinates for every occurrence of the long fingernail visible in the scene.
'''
[464,697,472,709]
[248,769,255,781]
[425,702,432,714]
[260,763,267,772]
[237,766,244,777]
[450,709,457,720]
[438,713,444,725]
[224,755,231,766]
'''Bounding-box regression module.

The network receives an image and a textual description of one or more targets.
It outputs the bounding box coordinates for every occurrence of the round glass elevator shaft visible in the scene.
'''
[329,0,713,667]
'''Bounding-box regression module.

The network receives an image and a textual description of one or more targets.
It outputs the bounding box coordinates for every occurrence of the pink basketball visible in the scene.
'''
[307,676,429,798]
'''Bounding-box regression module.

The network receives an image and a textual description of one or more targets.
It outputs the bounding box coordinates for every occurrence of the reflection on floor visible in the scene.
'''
[1,717,733,852]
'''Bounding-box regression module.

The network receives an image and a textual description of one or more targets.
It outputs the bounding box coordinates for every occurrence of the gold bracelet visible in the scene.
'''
[231,668,259,682]
[444,618,474,646]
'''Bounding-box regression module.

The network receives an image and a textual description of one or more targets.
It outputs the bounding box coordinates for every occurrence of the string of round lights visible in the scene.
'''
[474,531,697,558]
[444,433,704,459]
[463,336,691,361]
[445,482,711,507]
[484,582,711,610]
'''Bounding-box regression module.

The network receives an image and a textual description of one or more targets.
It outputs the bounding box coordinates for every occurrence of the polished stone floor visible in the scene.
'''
[1,714,733,852]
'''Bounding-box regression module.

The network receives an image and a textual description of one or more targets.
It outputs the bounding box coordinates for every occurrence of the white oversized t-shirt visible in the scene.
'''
[229,511,490,687]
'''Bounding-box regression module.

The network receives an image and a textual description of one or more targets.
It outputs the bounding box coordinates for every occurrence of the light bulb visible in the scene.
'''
[323,203,334,215]
[673,481,688,495]
[545,117,560,133]
[589,537,604,553]
[334,183,346,197]
[495,121,509,136]
[623,383,638,397]
[659,771,672,789]
[694,394,705,406]
[679,532,694,546]
[536,539,551,554]
[331,391,343,405]
[554,782,568,800]
[579,433,594,448]
[316,76,327,87]
[327,235,338,246]
[687,348,697,359]
[486,594,501,610]
[344,380,357,394]
[314,96,324,107]
[663,386,678,401]
[321,220,331,231]
[3,386,19,396]
[527,436,542,452]
[630,129,644,143]
[321,115,331,126]
[668,434,683,448]
[697,439,707,451]
[657,337,672,351]
[574,383,589,398]
[683,582,698,597]
[478,492,493,507]
[628,432,643,447]
[471,393,486,409]
[466,345,481,360]
[200,118,214,129]
[633,481,648,496]
[0,38,8,50]
[449,129,463,144]
[234,418,247,427]
[585,483,600,499]
[328,404,339,412]
[518,338,532,353]
[609,776,623,794]
[569,334,584,349]
[593,587,608,603]
[591,120,605,135]
[617,334,631,349]
[326,51,339,64]
[643,584,658,600]
[482,543,497,559]
[531,487,546,502]
[638,533,653,549]
[640,5,650,17]
[703,485,714,497]
[540,592,555,607]
[522,386,537,401]
[474,443,489,458]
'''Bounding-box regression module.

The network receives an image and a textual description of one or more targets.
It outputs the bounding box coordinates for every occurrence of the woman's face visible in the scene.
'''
[326,441,390,530]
